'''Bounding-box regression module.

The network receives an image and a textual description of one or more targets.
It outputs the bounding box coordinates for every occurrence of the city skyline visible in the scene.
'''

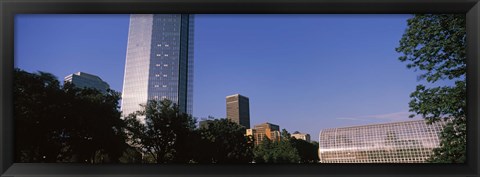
[15,14,457,141]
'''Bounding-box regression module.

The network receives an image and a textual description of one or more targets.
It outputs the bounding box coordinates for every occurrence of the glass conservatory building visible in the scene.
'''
[318,119,448,163]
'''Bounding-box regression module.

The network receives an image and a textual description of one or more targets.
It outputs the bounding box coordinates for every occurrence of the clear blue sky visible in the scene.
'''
[15,14,454,141]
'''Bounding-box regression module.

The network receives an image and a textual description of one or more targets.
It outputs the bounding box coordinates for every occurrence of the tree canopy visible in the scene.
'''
[14,68,127,163]
[195,118,253,163]
[253,129,301,163]
[396,14,466,163]
[123,99,196,163]
[14,69,319,164]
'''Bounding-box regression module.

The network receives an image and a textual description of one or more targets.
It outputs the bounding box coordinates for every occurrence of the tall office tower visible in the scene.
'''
[64,72,110,94]
[121,14,194,117]
[226,94,250,128]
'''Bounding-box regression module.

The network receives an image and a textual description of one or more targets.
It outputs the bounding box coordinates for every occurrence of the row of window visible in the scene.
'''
[157,44,170,47]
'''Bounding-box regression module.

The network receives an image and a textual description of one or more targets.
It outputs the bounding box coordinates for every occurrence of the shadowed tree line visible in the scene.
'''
[14,68,319,163]
[253,129,319,163]
[14,68,126,163]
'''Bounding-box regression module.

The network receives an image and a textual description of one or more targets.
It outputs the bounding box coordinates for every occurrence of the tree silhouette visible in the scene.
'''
[123,99,196,163]
[14,68,127,163]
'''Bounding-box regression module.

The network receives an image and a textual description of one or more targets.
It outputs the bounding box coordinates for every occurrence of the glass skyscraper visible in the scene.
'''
[121,14,194,117]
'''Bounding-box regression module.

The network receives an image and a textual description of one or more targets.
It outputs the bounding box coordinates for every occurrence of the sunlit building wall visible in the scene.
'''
[291,132,311,142]
[318,119,448,163]
[121,14,194,118]
[251,122,281,145]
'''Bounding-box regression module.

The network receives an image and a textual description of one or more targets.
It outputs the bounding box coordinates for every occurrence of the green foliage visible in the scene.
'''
[123,99,196,163]
[253,129,300,163]
[290,138,319,163]
[428,117,466,163]
[14,68,127,163]
[396,14,466,163]
[396,14,466,83]
[195,119,253,163]
[119,146,143,163]
[280,129,291,140]
[408,81,466,121]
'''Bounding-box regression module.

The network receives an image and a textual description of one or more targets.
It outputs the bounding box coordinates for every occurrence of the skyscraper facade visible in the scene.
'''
[226,94,250,128]
[64,72,110,94]
[121,14,194,117]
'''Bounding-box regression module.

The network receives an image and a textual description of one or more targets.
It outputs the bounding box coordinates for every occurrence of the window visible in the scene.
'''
[162,85,167,88]
[154,85,159,88]
[164,54,169,57]
[165,44,169,47]
[157,44,162,47]
[156,54,161,57]
[163,64,168,67]
[163,74,167,77]
[156,64,161,67]
[155,74,160,77]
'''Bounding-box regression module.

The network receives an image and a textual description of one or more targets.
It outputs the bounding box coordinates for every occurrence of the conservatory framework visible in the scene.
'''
[318,119,448,163]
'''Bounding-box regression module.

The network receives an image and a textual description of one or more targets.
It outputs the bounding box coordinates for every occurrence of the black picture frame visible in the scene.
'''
[1,0,479,176]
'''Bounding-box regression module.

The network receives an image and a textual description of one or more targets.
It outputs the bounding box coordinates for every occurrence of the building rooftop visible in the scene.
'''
[226,94,249,99]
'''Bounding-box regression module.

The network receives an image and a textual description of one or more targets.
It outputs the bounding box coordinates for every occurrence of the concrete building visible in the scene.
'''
[226,94,250,128]
[248,122,281,145]
[64,72,109,94]
[318,119,448,163]
[121,14,194,118]
[291,131,311,142]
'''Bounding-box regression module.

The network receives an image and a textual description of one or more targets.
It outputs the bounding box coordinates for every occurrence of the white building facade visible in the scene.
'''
[291,132,311,142]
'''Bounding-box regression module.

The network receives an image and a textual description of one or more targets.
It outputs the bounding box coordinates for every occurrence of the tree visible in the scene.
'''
[118,146,143,163]
[123,99,196,163]
[253,129,300,163]
[14,69,65,162]
[290,138,319,163]
[61,85,127,163]
[195,118,253,163]
[14,69,128,163]
[396,14,466,163]
[280,129,291,140]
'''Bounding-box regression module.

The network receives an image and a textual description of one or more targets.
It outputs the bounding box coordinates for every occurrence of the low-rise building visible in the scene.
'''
[318,119,448,163]
[248,122,281,145]
[291,131,311,142]
[64,72,110,94]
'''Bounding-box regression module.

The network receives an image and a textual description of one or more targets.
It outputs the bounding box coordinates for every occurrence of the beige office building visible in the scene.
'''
[248,122,281,145]
[291,132,311,142]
